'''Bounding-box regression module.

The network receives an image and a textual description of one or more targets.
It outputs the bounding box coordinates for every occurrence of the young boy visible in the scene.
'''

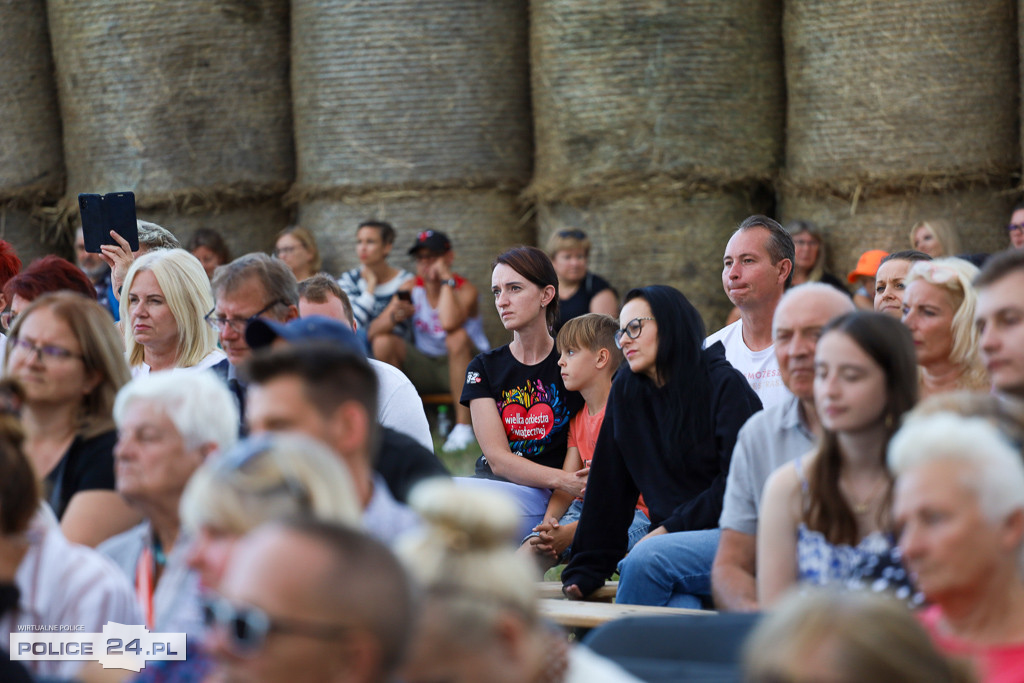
[519,313,649,570]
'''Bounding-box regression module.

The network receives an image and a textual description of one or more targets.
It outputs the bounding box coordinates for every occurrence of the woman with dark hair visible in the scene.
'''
[459,246,584,538]
[561,285,762,605]
[874,249,932,318]
[758,311,919,607]
[186,227,231,281]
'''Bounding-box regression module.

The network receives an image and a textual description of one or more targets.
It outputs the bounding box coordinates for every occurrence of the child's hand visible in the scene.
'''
[538,521,576,557]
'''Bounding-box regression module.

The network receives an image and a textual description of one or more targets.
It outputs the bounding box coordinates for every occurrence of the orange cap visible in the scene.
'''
[847,249,889,283]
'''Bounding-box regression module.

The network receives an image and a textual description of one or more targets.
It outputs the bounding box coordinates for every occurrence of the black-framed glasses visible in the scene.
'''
[614,317,655,349]
[8,337,82,363]
[1007,223,1024,234]
[556,229,587,240]
[202,595,350,655]
[205,300,285,335]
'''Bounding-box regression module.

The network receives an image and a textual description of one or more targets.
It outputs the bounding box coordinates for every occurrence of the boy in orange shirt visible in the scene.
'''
[519,313,649,570]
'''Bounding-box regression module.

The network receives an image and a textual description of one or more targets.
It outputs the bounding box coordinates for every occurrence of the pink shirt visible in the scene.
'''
[920,604,1024,683]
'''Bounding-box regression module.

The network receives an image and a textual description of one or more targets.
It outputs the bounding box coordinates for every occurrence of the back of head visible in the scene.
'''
[0,379,38,534]
[3,255,97,306]
[121,248,218,367]
[298,273,354,325]
[398,480,537,638]
[0,241,22,291]
[555,313,622,374]
[738,214,795,287]
[114,369,239,453]
[211,252,299,310]
[743,590,971,683]
[908,390,1024,453]
[180,431,362,535]
[494,246,559,331]
[137,220,181,251]
[275,518,415,679]
[8,291,130,437]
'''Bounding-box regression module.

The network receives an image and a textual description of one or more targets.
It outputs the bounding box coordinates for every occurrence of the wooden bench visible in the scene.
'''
[539,598,713,630]
[420,393,454,407]
[536,581,619,602]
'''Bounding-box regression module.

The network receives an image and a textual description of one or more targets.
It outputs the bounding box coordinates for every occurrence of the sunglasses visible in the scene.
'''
[614,317,655,349]
[202,596,350,655]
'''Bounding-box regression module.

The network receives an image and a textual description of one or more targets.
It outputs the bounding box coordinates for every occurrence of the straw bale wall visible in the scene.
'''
[47,0,294,247]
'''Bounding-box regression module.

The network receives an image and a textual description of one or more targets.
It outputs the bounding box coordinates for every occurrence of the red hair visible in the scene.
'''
[3,255,96,305]
[0,241,22,290]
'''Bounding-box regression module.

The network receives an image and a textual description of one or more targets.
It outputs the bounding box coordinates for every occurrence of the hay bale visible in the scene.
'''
[140,201,292,262]
[298,190,533,344]
[291,0,531,191]
[47,0,293,203]
[785,0,1018,190]
[0,207,50,264]
[530,0,784,202]
[779,188,1015,279]
[538,192,764,331]
[0,0,63,201]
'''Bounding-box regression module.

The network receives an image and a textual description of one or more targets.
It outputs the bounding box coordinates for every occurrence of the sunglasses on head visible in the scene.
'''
[203,596,351,655]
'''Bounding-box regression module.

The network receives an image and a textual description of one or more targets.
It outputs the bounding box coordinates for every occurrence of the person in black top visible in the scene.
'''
[562,285,762,605]
[459,247,584,539]
[546,230,618,333]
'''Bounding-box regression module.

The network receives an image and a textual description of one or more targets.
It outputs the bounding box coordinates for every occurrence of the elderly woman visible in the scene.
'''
[545,229,618,333]
[398,480,640,683]
[902,257,987,397]
[121,248,225,375]
[4,292,137,547]
[97,369,238,633]
[274,225,321,283]
[910,219,962,259]
[890,412,1024,683]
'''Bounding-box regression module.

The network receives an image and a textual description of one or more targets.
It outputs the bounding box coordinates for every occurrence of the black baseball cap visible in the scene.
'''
[408,229,451,255]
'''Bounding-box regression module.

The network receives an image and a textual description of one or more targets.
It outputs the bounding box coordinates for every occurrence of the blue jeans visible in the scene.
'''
[616,528,722,609]
[522,500,651,563]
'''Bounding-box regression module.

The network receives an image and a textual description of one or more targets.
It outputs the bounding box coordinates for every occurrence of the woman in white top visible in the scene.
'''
[121,249,225,376]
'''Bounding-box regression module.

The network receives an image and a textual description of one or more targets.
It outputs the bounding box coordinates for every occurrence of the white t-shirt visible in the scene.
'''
[130,348,227,377]
[705,320,791,410]
[370,359,433,452]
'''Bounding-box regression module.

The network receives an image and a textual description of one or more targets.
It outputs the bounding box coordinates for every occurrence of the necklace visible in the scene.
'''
[841,476,889,515]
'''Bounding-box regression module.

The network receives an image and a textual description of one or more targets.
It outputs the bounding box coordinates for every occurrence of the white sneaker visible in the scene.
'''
[442,423,476,452]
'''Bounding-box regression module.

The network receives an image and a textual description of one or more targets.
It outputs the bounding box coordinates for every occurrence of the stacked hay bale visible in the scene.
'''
[781,0,1019,271]
[291,0,532,342]
[0,0,64,262]
[529,0,785,329]
[46,0,294,257]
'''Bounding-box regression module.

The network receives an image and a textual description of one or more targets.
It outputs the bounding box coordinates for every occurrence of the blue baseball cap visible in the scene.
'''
[245,316,366,357]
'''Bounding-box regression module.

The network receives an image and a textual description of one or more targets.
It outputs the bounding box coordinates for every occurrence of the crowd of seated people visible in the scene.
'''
[0,206,1021,683]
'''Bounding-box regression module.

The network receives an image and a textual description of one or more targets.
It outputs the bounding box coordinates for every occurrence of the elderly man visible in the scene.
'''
[208,519,414,683]
[297,274,432,451]
[98,370,239,634]
[711,283,854,611]
[206,253,300,420]
[706,215,794,409]
[975,248,1024,401]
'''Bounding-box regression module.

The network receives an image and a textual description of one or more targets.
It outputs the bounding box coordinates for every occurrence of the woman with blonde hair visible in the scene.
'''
[4,292,138,546]
[398,480,640,683]
[743,590,972,683]
[121,249,225,376]
[545,229,618,333]
[274,225,321,282]
[910,219,962,259]
[902,257,987,397]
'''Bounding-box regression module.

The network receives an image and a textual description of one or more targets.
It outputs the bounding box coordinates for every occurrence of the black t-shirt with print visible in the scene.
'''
[461,345,583,479]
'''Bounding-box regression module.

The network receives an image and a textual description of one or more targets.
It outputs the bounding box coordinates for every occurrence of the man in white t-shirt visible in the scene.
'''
[706,215,794,409]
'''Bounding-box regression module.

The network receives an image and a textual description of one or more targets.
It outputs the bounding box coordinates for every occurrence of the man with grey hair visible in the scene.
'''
[99,369,239,635]
[207,253,300,419]
[710,283,854,611]
[706,214,795,409]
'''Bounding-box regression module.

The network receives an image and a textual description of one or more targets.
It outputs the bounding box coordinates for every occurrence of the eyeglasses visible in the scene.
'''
[0,310,17,331]
[557,230,587,240]
[1006,223,1024,234]
[273,246,300,257]
[205,300,285,335]
[8,337,82,363]
[793,239,818,247]
[202,595,350,655]
[614,317,655,349]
